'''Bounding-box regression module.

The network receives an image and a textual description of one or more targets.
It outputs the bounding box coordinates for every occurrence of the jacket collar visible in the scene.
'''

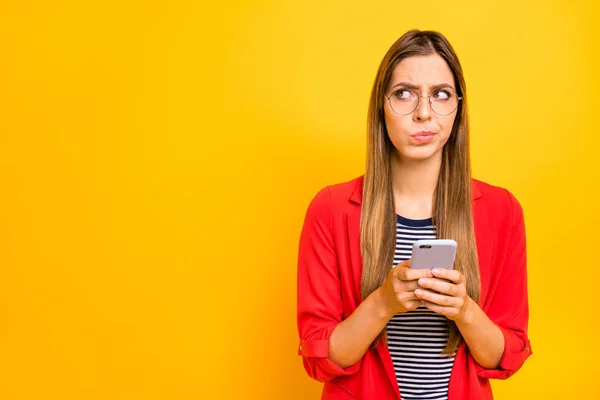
[349,175,482,205]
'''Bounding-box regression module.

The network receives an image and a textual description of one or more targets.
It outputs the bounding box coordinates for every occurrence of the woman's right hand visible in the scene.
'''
[376,259,433,317]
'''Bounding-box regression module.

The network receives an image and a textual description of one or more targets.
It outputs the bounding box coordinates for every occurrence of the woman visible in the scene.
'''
[296,30,532,400]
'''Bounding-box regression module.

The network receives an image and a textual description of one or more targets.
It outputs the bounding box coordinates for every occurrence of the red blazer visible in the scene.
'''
[297,176,532,400]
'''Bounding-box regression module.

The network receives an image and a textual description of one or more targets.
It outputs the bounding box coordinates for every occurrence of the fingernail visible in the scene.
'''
[418,278,428,285]
[432,268,441,274]
[415,289,422,296]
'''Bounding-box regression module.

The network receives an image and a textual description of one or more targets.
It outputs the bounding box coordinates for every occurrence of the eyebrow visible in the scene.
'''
[390,81,456,91]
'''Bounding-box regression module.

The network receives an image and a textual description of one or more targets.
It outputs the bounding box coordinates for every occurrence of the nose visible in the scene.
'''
[413,95,432,122]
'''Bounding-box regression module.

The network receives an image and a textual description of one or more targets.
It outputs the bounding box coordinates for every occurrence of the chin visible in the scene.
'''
[398,146,441,162]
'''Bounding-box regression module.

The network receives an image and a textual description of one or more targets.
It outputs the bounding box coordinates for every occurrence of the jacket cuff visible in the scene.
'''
[298,339,329,357]
[476,327,532,380]
[298,338,362,381]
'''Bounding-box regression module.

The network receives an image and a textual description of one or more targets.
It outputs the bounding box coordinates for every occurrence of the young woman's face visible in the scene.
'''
[384,54,459,162]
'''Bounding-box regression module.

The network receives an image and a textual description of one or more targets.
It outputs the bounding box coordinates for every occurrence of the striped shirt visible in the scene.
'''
[386,215,455,400]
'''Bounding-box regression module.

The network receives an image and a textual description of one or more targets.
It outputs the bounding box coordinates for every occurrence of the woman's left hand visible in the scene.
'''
[414,268,474,324]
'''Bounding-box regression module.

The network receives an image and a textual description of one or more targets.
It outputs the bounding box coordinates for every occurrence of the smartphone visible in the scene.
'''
[410,239,457,270]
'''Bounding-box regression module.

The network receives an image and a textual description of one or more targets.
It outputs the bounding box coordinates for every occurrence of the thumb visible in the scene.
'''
[395,259,412,268]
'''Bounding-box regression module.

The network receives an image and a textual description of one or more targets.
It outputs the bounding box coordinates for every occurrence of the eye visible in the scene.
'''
[433,90,451,100]
[393,89,415,100]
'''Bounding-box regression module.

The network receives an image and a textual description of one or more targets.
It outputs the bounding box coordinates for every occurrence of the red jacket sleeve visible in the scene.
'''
[296,187,361,382]
[476,190,532,379]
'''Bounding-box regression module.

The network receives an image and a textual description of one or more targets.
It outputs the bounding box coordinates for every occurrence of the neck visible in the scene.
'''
[390,151,442,219]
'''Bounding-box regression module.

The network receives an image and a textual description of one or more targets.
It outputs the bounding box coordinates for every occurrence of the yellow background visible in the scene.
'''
[0,0,597,399]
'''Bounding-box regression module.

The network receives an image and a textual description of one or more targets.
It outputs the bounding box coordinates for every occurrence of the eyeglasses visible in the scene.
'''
[384,88,462,116]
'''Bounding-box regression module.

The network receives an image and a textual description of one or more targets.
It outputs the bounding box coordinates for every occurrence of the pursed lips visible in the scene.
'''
[411,131,437,144]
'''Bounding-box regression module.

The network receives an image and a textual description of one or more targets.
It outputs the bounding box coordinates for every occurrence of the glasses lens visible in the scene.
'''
[430,89,459,116]
[389,89,418,115]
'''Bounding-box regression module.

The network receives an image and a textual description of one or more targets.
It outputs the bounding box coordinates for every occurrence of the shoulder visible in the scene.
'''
[301,176,362,232]
[473,178,524,221]
[307,176,362,209]
[326,175,363,201]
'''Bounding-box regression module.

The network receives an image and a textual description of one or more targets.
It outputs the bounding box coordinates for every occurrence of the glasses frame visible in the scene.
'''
[384,88,463,116]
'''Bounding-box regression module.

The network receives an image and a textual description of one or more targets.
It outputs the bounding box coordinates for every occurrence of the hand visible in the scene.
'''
[414,268,474,323]
[376,259,433,317]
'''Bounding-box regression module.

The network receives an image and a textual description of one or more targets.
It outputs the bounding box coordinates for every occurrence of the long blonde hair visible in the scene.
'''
[360,30,480,354]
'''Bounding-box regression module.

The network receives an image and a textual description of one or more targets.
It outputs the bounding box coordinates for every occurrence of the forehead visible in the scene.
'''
[389,54,455,88]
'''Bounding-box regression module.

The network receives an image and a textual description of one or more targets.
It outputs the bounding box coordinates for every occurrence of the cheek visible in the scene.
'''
[440,114,457,136]
[384,112,411,141]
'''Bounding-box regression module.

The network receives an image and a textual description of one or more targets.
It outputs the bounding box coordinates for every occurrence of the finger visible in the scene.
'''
[400,280,420,292]
[395,259,412,268]
[421,301,460,319]
[396,291,420,303]
[431,268,464,284]
[417,277,458,296]
[414,288,460,308]
[404,300,422,311]
[395,265,432,281]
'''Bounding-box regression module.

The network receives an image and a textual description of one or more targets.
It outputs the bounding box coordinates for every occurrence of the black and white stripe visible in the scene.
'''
[387,215,455,400]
